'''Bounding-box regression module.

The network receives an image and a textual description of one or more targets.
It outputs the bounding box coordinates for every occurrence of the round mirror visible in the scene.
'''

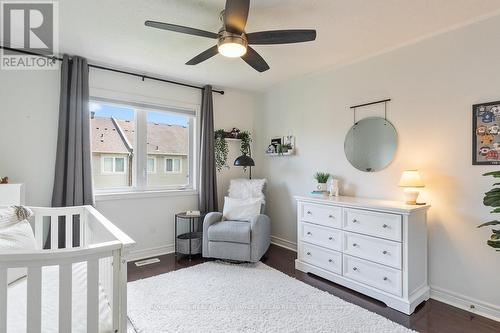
[344,117,397,172]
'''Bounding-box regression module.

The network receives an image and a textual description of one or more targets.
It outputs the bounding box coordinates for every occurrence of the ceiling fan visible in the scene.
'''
[145,0,316,72]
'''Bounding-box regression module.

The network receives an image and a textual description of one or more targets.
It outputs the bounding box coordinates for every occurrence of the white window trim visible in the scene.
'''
[100,156,127,174]
[147,157,156,174]
[165,157,182,174]
[91,95,199,195]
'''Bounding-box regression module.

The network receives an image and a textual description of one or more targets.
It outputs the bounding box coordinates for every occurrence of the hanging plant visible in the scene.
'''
[478,171,500,250]
[239,131,252,155]
[215,129,229,172]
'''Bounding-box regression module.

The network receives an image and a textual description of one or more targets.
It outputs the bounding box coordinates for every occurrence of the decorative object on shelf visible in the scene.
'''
[239,131,251,155]
[398,170,425,205]
[215,128,254,174]
[0,177,8,184]
[265,135,295,156]
[478,171,500,249]
[472,101,500,165]
[345,99,397,172]
[229,127,241,138]
[266,145,276,154]
[329,179,340,197]
[314,172,330,192]
[215,129,229,172]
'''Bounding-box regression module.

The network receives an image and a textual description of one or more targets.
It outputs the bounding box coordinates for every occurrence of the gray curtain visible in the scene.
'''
[51,55,93,247]
[198,85,218,213]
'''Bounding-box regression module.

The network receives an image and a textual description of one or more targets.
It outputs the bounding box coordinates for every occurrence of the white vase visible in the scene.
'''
[316,183,327,192]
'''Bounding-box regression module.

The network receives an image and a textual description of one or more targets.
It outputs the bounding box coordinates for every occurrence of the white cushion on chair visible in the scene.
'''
[223,196,262,222]
[228,178,266,202]
[0,207,36,284]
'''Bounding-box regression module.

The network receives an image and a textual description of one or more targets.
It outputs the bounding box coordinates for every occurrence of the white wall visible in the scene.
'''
[253,15,500,319]
[0,66,260,260]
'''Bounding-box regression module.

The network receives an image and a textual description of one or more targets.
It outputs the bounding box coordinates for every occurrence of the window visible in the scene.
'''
[165,158,181,173]
[90,99,195,192]
[101,156,126,174]
[147,157,156,174]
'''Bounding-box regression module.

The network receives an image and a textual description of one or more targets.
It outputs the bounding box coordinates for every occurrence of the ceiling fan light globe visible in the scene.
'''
[218,42,247,57]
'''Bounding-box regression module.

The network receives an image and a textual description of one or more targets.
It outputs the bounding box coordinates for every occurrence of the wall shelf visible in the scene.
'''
[265,151,295,156]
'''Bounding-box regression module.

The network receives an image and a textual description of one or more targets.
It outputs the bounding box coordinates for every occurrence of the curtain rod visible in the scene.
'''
[0,46,225,95]
[350,98,391,109]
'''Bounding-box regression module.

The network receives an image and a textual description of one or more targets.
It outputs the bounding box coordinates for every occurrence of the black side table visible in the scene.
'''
[174,212,205,261]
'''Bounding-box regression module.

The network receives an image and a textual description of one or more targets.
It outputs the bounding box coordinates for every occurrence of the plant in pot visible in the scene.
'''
[314,172,330,192]
[478,171,500,250]
[215,129,229,172]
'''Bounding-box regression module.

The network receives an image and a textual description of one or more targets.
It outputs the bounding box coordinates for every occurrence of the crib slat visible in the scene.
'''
[0,268,7,333]
[27,266,42,333]
[59,263,72,332]
[50,215,59,249]
[112,251,120,331]
[79,214,85,247]
[87,259,99,333]
[65,214,73,248]
[35,215,44,249]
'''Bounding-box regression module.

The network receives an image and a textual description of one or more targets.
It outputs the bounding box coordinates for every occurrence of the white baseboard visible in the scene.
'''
[430,285,500,322]
[270,235,297,252]
[127,243,174,262]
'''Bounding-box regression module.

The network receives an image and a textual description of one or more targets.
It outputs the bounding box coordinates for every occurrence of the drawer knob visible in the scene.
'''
[382,250,388,255]
[329,237,333,241]
[307,231,312,235]
[307,211,312,215]
[328,259,333,263]
[383,277,388,281]
[306,252,311,256]
[353,267,358,271]
[352,219,358,223]
[328,214,334,219]
[382,224,388,228]
[352,243,358,247]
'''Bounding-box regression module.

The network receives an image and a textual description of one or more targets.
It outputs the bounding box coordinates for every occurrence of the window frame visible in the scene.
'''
[90,96,198,195]
[147,156,157,174]
[100,156,127,174]
[164,157,182,174]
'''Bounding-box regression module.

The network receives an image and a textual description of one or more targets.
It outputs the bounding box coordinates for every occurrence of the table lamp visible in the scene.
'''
[398,170,425,205]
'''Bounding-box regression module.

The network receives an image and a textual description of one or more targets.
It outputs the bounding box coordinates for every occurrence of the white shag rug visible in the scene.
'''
[127,261,413,333]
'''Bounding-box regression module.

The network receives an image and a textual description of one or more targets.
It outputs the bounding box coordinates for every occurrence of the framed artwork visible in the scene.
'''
[473,101,500,165]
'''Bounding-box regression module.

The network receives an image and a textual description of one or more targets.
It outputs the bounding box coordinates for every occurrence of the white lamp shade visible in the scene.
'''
[398,170,425,188]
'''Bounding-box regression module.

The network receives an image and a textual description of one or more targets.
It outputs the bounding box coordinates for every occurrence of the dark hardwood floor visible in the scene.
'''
[128,244,500,333]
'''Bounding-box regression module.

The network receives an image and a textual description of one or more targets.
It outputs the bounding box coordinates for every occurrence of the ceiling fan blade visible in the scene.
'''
[247,30,316,45]
[241,46,269,73]
[186,45,219,65]
[224,0,250,33]
[145,21,218,39]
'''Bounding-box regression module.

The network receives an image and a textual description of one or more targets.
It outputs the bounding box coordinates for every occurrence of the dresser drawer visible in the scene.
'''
[301,222,342,251]
[300,202,341,228]
[300,242,342,274]
[343,255,402,296]
[343,208,402,241]
[343,232,402,269]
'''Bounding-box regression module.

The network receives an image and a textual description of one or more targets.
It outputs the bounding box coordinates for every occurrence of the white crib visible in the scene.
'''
[0,205,135,333]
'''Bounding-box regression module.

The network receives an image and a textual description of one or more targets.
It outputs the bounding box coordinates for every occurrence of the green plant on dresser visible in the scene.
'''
[479,171,500,250]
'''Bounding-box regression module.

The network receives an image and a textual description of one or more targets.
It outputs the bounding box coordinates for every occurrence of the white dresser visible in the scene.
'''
[295,195,430,314]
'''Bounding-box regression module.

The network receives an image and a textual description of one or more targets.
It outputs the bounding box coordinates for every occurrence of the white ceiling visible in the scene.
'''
[59,0,500,91]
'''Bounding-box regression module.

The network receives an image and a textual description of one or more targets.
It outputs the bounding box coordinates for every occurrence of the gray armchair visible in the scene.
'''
[202,179,270,262]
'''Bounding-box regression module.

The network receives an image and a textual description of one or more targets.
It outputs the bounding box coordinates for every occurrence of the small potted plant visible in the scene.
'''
[314,172,330,192]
